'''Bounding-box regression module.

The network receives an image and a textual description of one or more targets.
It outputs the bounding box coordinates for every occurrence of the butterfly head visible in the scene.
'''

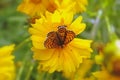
[58,25,67,33]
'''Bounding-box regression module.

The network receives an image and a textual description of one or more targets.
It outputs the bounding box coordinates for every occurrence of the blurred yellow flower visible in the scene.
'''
[93,67,120,80]
[93,40,120,80]
[17,0,88,17]
[72,0,88,13]
[29,11,92,75]
[17,0,57,17]
[0,44,15,80]
[54,0,88,13]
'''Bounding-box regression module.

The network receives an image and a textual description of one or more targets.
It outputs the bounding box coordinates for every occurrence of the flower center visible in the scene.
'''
[112,60,120,76]
[44,25,75,48]
[46,1,57,13]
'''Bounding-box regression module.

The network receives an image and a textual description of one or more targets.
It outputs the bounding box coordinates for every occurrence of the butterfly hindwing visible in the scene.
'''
[64,30,75,44]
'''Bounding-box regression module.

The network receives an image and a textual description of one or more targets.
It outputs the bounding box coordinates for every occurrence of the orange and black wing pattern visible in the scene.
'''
[64,30,75,44]
[44,31,59,48]
[44,25,75,49]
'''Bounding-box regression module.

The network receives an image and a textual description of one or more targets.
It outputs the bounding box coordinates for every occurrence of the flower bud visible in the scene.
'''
[103,40,120,76]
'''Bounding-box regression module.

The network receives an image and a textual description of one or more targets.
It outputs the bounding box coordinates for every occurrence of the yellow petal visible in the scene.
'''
[69,38,93,58]
[45,11,52,21]
[93,71,109,80]
[52,11,61,23]
[59,0,75,13]
[65,46,83,68]
[71,45,91,58]
[0,44,15,80]
[29,28,42,36]
[29,18,58,37]
[61,11,73,25]
[41,50,59,73]
[17,0,45,17]
[69,16,86,35]
[29,19,48,37]
[70,38,92,51]
[62,48,76,72]
[0,44,15,57]
[33,48,55,60]
[31,35,46,49]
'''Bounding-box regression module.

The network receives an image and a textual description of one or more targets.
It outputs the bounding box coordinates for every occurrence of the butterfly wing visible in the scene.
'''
[44,26,75,48]
[64,30,75,44]
[44,31,59,48]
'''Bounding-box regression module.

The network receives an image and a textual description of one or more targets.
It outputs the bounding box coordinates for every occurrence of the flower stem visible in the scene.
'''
[16,58,26,80]
[14,37,30,51]
[25,61,35,80]
[105,16,118,41]
[16,51,32,80]
[90,9,103,39]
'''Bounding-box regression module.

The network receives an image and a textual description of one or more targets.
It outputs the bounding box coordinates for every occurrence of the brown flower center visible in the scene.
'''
[112,60,120,76]
[46,1,57,13]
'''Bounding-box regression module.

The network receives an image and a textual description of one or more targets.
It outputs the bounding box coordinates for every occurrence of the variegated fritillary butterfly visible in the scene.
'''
[44,25,75,48]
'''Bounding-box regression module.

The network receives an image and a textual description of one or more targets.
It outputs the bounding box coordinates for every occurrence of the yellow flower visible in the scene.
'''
[74,0,88,13]
[17,0,88,17]
[54,0,88,13]
[93,40,120,80]
[93,67,120,80]
[17,0,45,16]
[29,11,92,75]
[0,44,15,80]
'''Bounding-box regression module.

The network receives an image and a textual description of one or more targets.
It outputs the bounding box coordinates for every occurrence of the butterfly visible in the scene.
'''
[44,25,75,48]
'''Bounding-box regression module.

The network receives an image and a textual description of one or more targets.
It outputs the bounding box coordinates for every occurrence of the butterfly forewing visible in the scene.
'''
[44,31,59,48]
[64,30,75,44]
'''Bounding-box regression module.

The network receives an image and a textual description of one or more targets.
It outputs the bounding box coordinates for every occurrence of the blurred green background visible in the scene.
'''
[0,0,31,61]
[0,0,120,80]
[0,0,28,45]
